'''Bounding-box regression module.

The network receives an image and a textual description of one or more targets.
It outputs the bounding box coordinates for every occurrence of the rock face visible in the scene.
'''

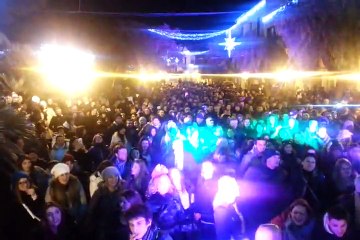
[273,0,360,70]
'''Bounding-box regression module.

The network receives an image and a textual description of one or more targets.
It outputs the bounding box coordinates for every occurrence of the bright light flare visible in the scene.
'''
[213,176,240,207]
[318,127,327,139]
[36,44,96,94]
[201,161,215,180]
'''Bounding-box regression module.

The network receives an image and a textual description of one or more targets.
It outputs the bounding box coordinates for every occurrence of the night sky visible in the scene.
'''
[45,0,256,30]
[47,0,254,13]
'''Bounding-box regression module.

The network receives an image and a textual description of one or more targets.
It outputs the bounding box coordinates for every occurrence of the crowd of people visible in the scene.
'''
[3,79,360,240]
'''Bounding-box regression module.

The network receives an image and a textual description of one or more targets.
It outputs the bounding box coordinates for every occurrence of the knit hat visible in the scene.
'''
[263,149,280,160]
[51,163,70,179]
[11,171,29,189]
[101,166,120,181]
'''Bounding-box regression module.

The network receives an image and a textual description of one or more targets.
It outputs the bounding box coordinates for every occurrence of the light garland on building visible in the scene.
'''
[147,0,266,41]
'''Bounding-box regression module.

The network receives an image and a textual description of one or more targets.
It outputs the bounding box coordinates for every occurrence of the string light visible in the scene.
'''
[147,0,266,41]
[262,3,289,23]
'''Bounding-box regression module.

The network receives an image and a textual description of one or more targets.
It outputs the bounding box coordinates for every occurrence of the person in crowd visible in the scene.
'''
[147,172,189,240]
[124,204,173,240]
[138,136,154,169]
[17,155,49,198]
[12,171,44,218]
[120,189,144,213]
[87,166,125,239]
[239,137,267,177]
[50,135,69,161]
[271,198,316,240]
[126,159,150,200]
[290,154,326,210]
[314,205,358,239]
[87,133,110,170]
[243,149,289,235]
[110,124,129,149]
[45,163,87,223]
[336,175,360,228]
[89,160,113,197]
[280,141,300,175]
[193,161,217,240]
[68,138,91,173]
[213,175,245,240]
[42,202,75,240]
[329,158,356,200]
[103,113,123,146]
[112,145,132,179]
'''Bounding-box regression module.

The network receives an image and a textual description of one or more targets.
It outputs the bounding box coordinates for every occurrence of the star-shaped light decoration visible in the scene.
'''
[218,30,241,58]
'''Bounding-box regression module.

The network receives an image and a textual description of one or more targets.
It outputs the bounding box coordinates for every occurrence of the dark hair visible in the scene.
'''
[289,198,313,219]
[124,204,152,222]
[327,205,349,223]
[122,190,143,207]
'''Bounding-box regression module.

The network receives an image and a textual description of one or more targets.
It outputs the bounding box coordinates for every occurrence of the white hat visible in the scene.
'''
[51,163,70,179]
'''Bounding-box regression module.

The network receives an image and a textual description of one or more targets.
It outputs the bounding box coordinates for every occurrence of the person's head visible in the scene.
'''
[229,118,238,129]
[139,116,147,126]
[149,174,173,196]
[114,114,122,125]
[115,146,128,162]
[334,158,353,179]
[255,224,282,240]
[119,190,143,212]
[149,127,157,137]
[18,156,33,173]
[131,159,149,178]
[55,135,65,147]
[152,117,161,128]
[102,166,121,190]
[12,171,31,193]
[243,118,251,127]
[255,138,267,153]
[283,142,293,154]
[125,205,153,239]
[139,137,150,151]
[325,205,349,238]
[302,155,317,172]
[45,203,63,229]
[51,163,70,185]
[130,148,140,160]
[263,149,281,170]
[62,154,75,171]
[205,116,214,127]
[213,176,239,208]
[288,199,313,226]
[92,133,103,145]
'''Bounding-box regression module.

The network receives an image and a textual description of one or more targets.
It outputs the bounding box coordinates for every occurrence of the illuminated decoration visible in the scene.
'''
[219,30,241,57]
[262,4,288,23]
[148,28,226,41]
[180,50,209,56]
[36,44,96,94]
[230,0,266,31]
[148,0,266,40]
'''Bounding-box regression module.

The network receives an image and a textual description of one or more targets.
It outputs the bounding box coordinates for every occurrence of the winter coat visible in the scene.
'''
[45,175,87,223]
[87,144,110,170]
[214,203,245,240]
[135,224,173,240]
[290,169,326,210]
[87,184,127,240]
[147,193,193,232]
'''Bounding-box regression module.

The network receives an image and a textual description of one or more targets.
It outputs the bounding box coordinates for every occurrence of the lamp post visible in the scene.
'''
[78,0,81,12]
